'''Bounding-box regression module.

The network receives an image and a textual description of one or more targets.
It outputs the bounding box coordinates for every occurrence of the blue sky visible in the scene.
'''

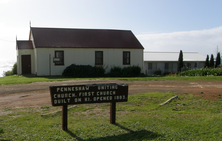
[0,0,222,60]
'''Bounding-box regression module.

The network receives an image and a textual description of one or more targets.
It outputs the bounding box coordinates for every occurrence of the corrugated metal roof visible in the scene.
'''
[30,27,144,49]
[17,41,33,49]
[144,52,206,62]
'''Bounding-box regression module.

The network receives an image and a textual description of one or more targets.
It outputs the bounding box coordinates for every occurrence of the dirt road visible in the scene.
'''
[0,79,221,109]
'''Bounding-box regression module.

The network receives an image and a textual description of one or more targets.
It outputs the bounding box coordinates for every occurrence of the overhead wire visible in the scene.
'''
[0,39,15,43]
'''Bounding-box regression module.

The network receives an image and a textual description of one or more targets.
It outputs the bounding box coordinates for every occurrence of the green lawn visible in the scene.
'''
[1,75,222,85]
[0,75,96,85]
[1,76,222,140]
[1,92,222,140]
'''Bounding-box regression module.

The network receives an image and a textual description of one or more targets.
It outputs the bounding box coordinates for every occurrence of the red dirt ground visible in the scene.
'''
[0,79,221,109]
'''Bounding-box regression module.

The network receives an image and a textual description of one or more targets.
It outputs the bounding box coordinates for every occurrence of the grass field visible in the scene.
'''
[1,91,222,140]
[1,75,222,85]
[1,76,222,140]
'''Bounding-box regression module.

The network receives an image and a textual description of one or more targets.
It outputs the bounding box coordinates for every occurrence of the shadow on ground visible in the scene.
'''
[65,123,161,141]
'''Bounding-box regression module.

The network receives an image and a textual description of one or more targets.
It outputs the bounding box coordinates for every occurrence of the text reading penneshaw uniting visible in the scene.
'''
[52,84,126,105]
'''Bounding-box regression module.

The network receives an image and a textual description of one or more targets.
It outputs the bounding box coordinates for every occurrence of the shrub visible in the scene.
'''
[178,68,222,76]
[163,72,171,76]
[3,70,13,76]
[63,64,142,77]
[154,69,162,76]
[107,66,142,77]
[122,66,141,77]
[218,65,222,68]
[109,66,122,77]
[62,64,105,77]
[93,66,105,77]
[12,63,17,74]
[3,62,17,76]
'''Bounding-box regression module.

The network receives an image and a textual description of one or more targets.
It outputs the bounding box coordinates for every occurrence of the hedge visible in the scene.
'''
[109,66,142,77]
[62,64,105,77]
[62,64,142,77]
[178,68,222,76]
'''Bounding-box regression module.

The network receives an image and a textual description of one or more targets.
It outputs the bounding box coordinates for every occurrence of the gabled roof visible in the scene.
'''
[30,27,144,49]
[16,41,33,50]
[144,52,206,62]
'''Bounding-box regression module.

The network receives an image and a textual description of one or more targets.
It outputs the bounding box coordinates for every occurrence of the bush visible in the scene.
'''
[94,66,105,77]
[108,66,142,77]
[62,64,105,77]
[163,72,171,76]
[154,70,162,76]
[109,66,122,77]
[3,62,17,76]
[3,70,13,76]
[63,64,142,77]
[122,66,141,77]
[12,63,17,74]
[178,68,222,76]
[218,65,222,68]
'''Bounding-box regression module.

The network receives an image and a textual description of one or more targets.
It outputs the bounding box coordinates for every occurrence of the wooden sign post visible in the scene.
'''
[50,83,128,130]
[110,102,116,124]
[62,105,67,130]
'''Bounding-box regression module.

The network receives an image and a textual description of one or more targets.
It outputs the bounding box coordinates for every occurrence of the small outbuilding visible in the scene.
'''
[144,52,206,75]
[16,27,144,76]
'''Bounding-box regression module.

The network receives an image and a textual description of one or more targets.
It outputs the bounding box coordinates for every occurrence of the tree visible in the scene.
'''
[215,52,221,68]
[205,55,209,68]
[209,54,214,68]
[178,50,183,72]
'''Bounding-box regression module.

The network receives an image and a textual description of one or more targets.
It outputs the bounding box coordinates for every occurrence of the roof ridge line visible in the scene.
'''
[30,27,131,32]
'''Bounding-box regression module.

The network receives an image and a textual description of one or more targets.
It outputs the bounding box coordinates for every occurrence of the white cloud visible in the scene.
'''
[136,26,222,56]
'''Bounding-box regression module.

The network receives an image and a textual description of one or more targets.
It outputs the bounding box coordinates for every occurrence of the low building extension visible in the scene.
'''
[144,52,206,75]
